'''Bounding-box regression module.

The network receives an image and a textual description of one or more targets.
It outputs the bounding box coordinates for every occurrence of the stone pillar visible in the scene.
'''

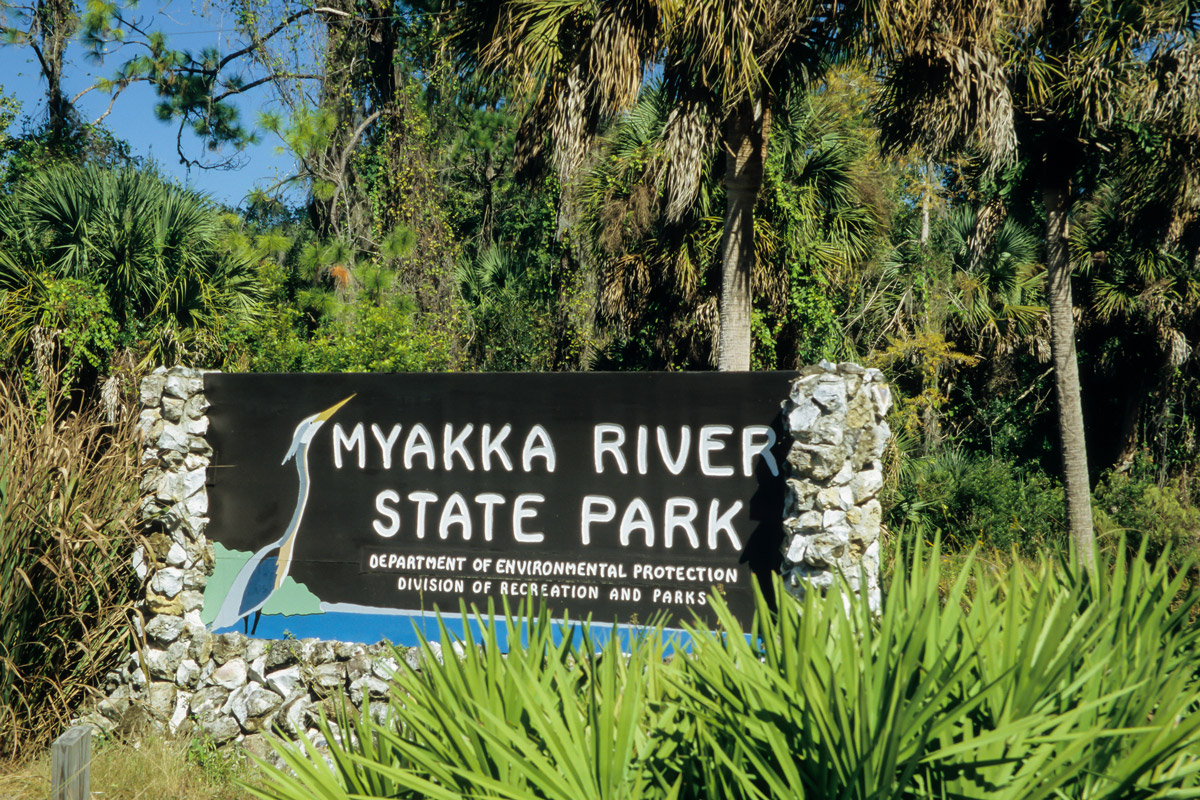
[780,361,892,610]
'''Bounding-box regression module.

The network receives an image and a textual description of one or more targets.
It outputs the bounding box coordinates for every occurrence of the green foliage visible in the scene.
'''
[0,276,119,390]
[0,164,263,370]
[1093,453,1200,567]
[250,603,681,800]
[682,544,1200,799]
[886,448,1066,552]
[301,300,458,373]
[251,546,1200,800]
[456,245,556,370]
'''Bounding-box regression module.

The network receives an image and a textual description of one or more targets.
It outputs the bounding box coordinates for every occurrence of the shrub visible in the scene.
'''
[886,448,1066,552]
[0,362,142,756]
[1093,452,1200,567]
[251,545,1200,800]
[252,605,682,800]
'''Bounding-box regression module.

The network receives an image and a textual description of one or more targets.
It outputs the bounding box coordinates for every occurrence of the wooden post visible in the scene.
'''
[51,725,91,800]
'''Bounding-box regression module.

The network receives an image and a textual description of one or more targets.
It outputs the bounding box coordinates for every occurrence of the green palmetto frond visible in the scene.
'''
[0,165,263,364]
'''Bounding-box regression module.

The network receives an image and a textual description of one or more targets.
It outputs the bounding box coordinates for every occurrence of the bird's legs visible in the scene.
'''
[251,610,262,636]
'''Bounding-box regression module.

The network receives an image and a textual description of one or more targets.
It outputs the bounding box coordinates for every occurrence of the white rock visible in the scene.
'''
[166,542,188,567]
[140,374,166,406]
[795,510,821,531]
[162,397,184,423]
[183,468,206,497]
[248,656,268,685]
[180,592,205,613]
[266,666,304,700]
[146,615,186,644]
[350,676,391,705]
[176,659,201,688]
[784,536,808,564]
[851,469,884,503]
[186,416,210,435]
[133,549,148,580]
[156,473,183,503]
[822,509,847,529]
[156,423,188,452]
[184,453,209,470]
[164,375,202,399]
[812,382,847,414]
[787,400,820,433]
[186,493,209,516]
[212,658,248,690]
[870,384,892,417]
[151,567,185,598]
[816,487,849,512]
[169,691,192,734]
[137,408,162,438]
[371,657,399,680]
[829,461,855,486]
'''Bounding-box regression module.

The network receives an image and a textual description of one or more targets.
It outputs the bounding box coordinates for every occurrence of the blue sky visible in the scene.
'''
[0,1,298,207]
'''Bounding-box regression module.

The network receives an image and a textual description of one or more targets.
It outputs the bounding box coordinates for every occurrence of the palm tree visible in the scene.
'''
[455,0,834,369]
[871,0,1200,558]
[0,165,263,365]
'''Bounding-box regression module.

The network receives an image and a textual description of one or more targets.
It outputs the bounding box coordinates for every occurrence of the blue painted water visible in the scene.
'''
[215,608,696,653]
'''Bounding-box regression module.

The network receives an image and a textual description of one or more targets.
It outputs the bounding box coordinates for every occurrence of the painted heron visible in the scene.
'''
[209,395,354,634]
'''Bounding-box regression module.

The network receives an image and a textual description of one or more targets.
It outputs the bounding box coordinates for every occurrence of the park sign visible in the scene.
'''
[200,372,798,643]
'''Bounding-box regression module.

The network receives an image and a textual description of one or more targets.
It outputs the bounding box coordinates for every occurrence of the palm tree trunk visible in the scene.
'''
[1043,176,1095,560]
[717,98,766,371]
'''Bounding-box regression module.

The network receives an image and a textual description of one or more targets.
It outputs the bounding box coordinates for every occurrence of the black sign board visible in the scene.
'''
[201,372,795,642]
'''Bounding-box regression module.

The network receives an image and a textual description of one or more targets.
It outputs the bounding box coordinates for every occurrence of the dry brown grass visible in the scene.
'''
[0,735,261,800]
[0,354,144,756]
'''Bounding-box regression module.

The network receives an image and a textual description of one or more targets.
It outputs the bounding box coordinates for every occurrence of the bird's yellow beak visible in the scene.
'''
[315,394,355,422]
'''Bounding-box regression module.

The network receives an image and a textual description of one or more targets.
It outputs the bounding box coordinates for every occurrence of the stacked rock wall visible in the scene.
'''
[780,361,892,610]
[81,367,413,756]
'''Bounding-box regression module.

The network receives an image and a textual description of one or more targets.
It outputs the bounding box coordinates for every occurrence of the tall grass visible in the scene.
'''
[0,360,143,756]
[250,545,1200,800]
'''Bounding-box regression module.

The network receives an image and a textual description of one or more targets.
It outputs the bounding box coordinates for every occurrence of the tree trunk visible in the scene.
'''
[34,0,77,139]
[717,98,766,371]
[1043,175,1095,560]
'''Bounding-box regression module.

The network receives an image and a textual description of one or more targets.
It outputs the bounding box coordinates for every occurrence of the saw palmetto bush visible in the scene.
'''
[0,356,143,756]
[252,604,685,800]
[252,545,1200,800]
[681,545,1200,799]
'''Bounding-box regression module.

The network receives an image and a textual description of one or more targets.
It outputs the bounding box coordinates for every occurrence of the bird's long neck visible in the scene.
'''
[273,442,312,589]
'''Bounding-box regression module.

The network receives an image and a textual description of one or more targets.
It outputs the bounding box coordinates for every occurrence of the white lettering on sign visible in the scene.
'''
[443,425,475,471]
[707,499,743,549]
[332,420,776,477]
[407,491,437,538]
[580,495,617,545]
[333,422,366,469]
[658,426,691,475]
[404,424,436,470]
[588,423,774,477]
[439,492,472,540]
[594,424,627,474]
[742,425,778,476]
[619,498,655,547]
[699,425,735,477]
[372,489,401,537]
[513,494,545,543]
[474,493,505,541]
[371,424,402,469]
[480,424,513,471]
[522,426,556,472]
[663,497,700,549]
